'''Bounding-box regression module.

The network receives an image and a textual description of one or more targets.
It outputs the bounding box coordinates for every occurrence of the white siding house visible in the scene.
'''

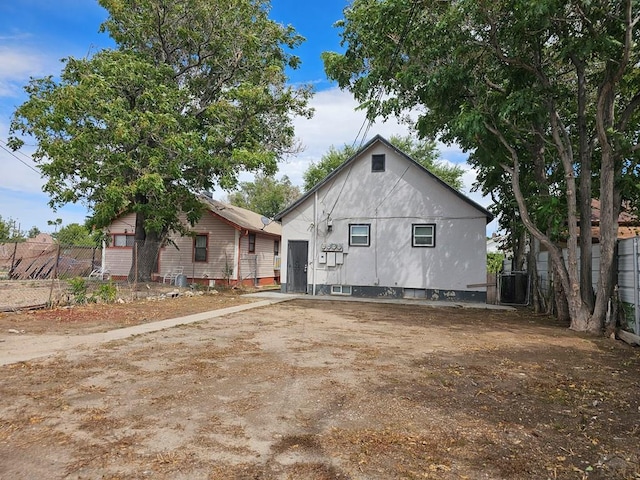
[105,197,281,286]
[275,135,493,302]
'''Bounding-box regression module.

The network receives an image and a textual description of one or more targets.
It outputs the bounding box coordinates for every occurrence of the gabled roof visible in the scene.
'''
[275,134,493,223]
[200,196,281,236]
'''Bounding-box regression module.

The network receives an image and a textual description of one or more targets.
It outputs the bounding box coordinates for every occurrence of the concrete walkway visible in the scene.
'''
[244,290,516,310]
[0,298,289,366]
[0,292,513,367]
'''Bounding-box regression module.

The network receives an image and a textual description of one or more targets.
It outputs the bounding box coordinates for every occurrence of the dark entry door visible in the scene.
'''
[287,240,308,293]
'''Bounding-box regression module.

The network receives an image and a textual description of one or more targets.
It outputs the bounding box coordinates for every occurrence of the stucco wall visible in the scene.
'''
[280,141,488,297]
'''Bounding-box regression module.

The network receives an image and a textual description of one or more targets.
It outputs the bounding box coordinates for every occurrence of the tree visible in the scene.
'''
[303,145,356,192]
[303,134,464,192]
[9,0,312,282]
[388,135,464,190]
[54,223,95,246]
[323,0,640,333]
[0,216,24,243]
[227,173,301,218]
[27,227,41,238]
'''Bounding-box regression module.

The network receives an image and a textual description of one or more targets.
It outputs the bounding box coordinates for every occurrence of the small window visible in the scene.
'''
[194,234,208,262]
[248,233,256,253]
[349,224,370,246]
[331,285,352,295]
[412,224,436,247]
[274,239,280,256]
[113,234,134,247]
[371,154,385,172]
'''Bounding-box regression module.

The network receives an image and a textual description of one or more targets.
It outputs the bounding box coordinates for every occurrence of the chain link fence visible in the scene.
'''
[0,240,174,312]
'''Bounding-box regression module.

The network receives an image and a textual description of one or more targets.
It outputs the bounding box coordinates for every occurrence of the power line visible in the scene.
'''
[350,0,420,152]
[326,0,421,218]
[0,139,40,174]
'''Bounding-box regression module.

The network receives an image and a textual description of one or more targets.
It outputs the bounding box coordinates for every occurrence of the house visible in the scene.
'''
[104,197,281,286]
[275,135,494,302]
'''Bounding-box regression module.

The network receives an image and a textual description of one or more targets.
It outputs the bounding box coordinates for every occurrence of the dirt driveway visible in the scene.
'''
[1,299,640,479]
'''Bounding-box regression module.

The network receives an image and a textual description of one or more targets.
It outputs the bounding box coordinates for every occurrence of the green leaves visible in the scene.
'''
[227,173,301,218]
[9,0,312,260]
[302,135,465,192]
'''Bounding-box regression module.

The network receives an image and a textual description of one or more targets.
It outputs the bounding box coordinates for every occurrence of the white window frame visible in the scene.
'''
[349,224,370,247]
[412,224,436,248]
[331,285,352,295]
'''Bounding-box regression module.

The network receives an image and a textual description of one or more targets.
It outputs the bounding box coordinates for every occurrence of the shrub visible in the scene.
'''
[92,281,117,303]
[67,277,88,304]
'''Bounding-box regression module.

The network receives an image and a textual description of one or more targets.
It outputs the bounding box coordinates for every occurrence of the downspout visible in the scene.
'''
[312,191,318,295]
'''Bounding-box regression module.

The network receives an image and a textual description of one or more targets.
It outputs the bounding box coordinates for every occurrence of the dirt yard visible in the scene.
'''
[1,297,639,479]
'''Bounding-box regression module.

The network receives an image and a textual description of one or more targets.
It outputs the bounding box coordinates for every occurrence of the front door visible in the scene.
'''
[286,240,308,293]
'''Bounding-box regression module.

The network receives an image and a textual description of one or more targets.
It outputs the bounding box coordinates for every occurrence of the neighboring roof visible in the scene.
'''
[589,199,638,226]
[587,199,639,241]
[200,196,281,236]
[27,233,55,244]
[275,134,494,224]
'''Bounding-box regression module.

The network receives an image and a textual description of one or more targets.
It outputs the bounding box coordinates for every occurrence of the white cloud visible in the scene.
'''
[0,46,59,97]
[278,88,491,201]
[2,86,496,234]
[278,87,496,233]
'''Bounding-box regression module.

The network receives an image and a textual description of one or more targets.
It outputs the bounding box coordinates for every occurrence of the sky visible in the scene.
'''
[0,0,494,234]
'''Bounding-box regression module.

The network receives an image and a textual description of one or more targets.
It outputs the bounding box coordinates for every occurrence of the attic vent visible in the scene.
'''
[371,154,385,172]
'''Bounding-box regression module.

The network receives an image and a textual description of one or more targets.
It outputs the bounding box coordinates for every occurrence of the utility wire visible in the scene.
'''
[350,0,420,152]
[0,140,40,174]
[327,0,421,219]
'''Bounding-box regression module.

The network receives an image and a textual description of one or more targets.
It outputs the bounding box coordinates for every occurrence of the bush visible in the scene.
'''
[92,281,117,303]
[487,253,505,274]
[67,277,88,304]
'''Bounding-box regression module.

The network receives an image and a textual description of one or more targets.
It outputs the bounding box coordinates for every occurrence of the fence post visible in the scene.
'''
[633,237,639,335]
[48,243,62,307]
[9,242,17,277]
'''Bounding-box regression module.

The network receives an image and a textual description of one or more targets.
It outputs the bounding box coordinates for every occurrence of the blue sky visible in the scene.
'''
[0,0,490,234]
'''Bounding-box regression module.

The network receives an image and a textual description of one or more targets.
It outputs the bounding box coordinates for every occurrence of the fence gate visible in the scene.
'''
[499,271,530,306]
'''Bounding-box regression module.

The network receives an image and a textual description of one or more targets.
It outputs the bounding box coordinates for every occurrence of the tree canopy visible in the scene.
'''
[0,216,27,243]
[323,0,640,332]
[54,223,96,246]
[303,134,464,192]
[9,0,312,281]
[227,173,301,218]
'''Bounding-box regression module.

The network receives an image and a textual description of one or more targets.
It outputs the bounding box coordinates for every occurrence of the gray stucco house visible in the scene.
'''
[275,135,493,302]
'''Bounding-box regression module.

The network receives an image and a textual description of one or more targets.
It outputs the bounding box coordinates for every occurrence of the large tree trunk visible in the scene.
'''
[574,57,595,313]
[590,15,630,332]
[129,212,164,283]
[552,267,571,323]
[528,236,545,313]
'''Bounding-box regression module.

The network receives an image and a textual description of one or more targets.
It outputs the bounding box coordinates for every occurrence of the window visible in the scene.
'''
[194,234,208,262]
[274,239,280,256]
[331,285,352,295]
[113,234,134,247]
[349,224,370,246]
[412,224,436,247]
[248,233,256,253]
[371,154,385,172]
